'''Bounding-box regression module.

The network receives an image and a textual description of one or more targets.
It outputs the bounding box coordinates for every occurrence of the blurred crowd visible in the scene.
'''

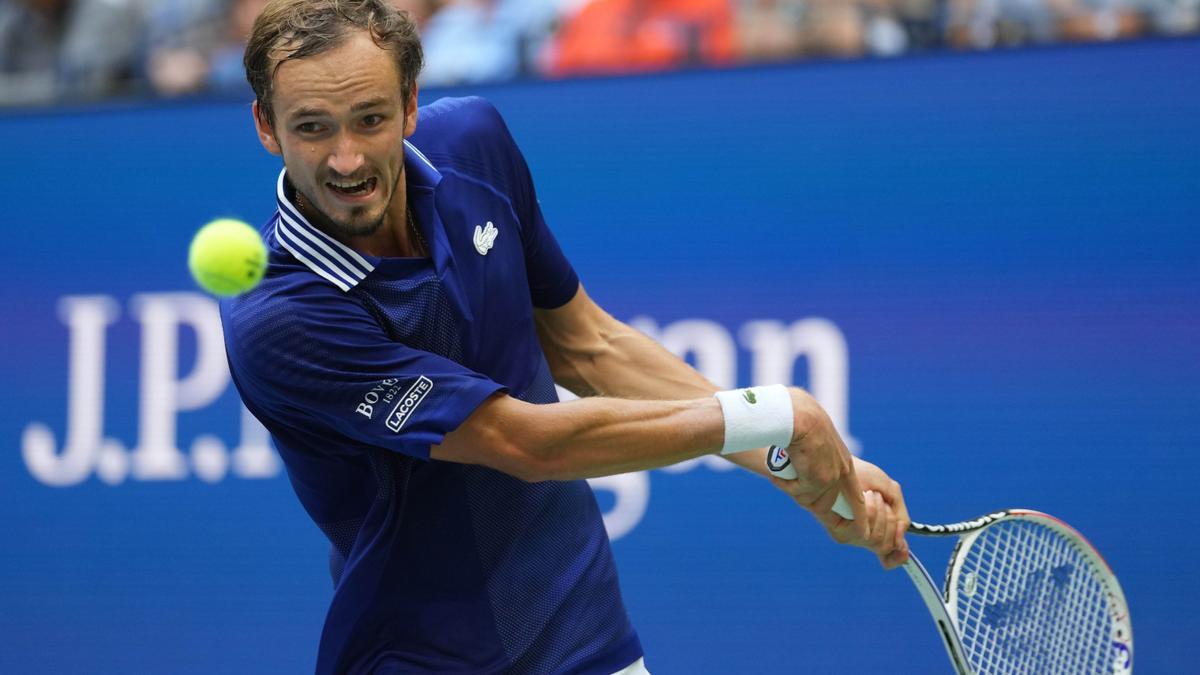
[1,0,1197,106]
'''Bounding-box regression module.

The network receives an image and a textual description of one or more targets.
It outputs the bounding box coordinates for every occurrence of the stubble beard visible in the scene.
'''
[298,188,385,240]
[297,164,405,241]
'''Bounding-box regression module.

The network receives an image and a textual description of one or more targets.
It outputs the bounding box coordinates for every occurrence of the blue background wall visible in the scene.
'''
[1,38,1196,672]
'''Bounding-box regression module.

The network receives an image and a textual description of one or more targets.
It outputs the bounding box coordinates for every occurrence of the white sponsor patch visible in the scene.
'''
[386,376,433,432]
[355,378,401,419]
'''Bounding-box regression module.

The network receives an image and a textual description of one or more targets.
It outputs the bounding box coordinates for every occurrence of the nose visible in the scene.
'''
[327,132,365,176]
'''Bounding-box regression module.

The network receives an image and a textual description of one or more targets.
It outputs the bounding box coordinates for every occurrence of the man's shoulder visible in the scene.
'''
[221,256,360,359]
[415,96,506,143]
[412,96,522,170]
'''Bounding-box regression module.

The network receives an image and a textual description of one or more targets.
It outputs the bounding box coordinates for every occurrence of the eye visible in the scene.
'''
[362,114,385,127]
[296,121,325,134]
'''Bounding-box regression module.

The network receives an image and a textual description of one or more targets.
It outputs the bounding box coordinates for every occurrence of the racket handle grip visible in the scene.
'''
[766,446,856,520]
[832,493,854,520]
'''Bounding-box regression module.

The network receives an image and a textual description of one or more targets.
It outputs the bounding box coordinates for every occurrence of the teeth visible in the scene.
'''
[330,178,370,189]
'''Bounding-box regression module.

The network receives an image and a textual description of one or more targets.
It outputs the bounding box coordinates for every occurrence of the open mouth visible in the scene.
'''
[326,177,377,199]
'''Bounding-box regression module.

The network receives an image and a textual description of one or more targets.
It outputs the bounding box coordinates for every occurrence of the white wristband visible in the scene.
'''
[714,385,794,455]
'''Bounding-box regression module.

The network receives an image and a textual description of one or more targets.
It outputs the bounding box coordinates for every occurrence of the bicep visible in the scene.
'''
[430,392,543,479]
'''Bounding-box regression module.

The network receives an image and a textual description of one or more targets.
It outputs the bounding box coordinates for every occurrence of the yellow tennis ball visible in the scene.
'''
[188,218,267,297]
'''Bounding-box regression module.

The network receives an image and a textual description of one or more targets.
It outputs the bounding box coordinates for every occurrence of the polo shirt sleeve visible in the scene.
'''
[225,287,506,460]
[481,100,581,309]
[519,189,580,310]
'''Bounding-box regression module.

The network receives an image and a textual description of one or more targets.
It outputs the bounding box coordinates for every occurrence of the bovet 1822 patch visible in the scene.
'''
[386,376,433,433]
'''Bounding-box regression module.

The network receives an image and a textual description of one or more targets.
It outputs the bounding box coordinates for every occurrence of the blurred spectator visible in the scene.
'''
[209,0,269,89]
[546,0,737,76]
[736,0,806,61]
[1057,0,1145,41]
[946,0,1146,48]
[2,0,1197,106]
[1142,0,1199,33]
[0,0,145,105]
[894,0,944,49]
[393,0,439,27]
[736,0,915,63]
[418,0,568,85]
[144,0,266,95]
[798,0,873,56]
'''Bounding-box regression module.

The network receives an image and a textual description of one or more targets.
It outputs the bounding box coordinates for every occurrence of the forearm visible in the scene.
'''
[555,320,716,399]
[537,299,771,476]
[434,394,728,481]
[522,396,726,479]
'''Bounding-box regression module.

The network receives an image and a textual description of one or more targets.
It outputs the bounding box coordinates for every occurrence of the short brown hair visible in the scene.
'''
[244,0,423,125]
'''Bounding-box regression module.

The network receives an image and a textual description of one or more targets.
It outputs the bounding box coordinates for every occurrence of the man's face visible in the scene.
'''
[253,31,417,240]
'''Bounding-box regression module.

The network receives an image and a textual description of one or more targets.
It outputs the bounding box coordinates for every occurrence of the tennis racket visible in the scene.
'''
[766,446,1133,675]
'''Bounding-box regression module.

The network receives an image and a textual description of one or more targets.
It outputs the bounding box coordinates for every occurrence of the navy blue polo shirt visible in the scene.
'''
[222,97,641,674]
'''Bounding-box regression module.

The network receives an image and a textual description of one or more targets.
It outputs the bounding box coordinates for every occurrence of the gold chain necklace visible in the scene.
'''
[406,207,428,256]
[295,188,426,257]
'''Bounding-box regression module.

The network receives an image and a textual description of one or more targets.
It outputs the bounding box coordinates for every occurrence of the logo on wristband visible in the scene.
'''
[742,389,757,404]
[766,445,791,472]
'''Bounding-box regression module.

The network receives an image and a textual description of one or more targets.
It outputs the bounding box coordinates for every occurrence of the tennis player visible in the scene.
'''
[224,0,910,672]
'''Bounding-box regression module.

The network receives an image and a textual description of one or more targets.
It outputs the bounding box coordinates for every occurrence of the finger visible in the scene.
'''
[767,472,827,501]
[892,511,907,564]
[838,467,870,540]
[884,545,910,569]
[809,492,861,545]
[894,520,909,559]
[766,474,796,493]
[892,485,907,554]
[878,492,897,550]
[867,491,883,548]
[882,478,910,534]
[767,473,814,499]
[870,492,895,557]
[808,486,843,516]
[879,497,898,558]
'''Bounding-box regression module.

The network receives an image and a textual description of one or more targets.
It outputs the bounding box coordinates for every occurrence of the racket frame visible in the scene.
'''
[902,554,974,674]
[937,509,1134,675]
[764,447,1132,673]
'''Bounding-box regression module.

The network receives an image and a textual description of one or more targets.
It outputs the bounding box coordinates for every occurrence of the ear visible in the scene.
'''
[403,84,419,138]
[252,100,282,156]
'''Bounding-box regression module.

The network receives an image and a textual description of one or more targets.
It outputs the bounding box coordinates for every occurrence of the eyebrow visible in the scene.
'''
[350,97,390,113]
[287,98,390,120]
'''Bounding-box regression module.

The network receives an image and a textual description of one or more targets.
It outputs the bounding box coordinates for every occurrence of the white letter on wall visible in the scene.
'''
[22,296,120,486]
[741,319,859,455]
[630,317,740,472]
[588,472,651,541]
[129,293,230,480]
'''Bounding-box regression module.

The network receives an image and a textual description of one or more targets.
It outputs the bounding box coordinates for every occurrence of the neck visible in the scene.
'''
[294,176,424,259]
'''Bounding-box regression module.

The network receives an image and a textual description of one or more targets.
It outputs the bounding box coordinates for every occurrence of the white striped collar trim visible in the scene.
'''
[272,169,377,292]
[404,139,438,177]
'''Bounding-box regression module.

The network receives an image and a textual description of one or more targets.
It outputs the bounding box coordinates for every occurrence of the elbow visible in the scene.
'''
[445,395,575,483]
[483,430,568,483]
[506,458,557,483]
[497,448,568,483]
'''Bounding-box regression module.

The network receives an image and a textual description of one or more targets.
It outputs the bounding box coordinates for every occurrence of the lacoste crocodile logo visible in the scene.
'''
[473,221,498,255]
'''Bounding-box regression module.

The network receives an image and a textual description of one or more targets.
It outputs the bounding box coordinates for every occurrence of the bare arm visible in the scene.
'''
[529,284,908,566]
[432,393,727,482]
[532,284,770,475]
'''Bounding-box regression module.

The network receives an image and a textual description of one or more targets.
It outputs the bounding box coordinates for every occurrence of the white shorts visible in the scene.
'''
[612,657,650,675]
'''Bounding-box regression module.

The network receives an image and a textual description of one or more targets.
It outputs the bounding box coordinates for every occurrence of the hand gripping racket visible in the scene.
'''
[766,446,1133,674]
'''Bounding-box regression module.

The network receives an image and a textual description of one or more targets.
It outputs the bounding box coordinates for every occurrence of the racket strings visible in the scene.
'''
[953,520,1113,674]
